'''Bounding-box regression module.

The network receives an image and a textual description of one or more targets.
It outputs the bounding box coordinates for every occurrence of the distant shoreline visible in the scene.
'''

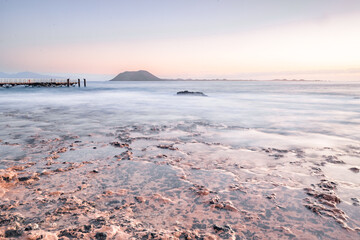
[109,79,326,82]
[109,70,330,82]
[160,79,325,82]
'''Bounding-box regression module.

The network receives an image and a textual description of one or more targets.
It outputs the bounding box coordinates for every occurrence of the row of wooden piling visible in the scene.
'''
[0,78,87,87]
[70,79,87,87]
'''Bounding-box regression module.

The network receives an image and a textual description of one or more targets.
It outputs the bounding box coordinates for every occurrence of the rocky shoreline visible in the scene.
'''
[1,119,359,239]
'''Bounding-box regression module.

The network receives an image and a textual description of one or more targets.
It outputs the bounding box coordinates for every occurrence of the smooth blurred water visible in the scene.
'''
[1,81,360,148]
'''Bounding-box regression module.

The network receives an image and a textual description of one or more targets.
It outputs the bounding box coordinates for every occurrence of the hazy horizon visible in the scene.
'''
[2,70,360,82]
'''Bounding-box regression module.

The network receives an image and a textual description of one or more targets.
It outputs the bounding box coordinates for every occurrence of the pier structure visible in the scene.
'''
[0,78,87,87]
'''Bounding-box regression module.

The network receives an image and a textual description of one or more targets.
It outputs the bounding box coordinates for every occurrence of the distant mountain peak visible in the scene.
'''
[110,70,162,81]
[0,71,60,79]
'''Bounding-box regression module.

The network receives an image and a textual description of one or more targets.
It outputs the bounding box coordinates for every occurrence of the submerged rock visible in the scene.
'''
[323,155,345,164]
[157,144,179,151]
[189,184,211,196]
[114,150,133,161]
[110,141,129,148]
[349,167,359,173]
[176,90,207,96]
[351,198,360,206]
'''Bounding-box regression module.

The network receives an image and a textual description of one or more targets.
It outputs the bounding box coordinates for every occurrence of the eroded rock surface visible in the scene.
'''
[0,121,359,239]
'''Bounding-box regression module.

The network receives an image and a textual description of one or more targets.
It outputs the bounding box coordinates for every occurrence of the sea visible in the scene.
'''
[1,80,360,146]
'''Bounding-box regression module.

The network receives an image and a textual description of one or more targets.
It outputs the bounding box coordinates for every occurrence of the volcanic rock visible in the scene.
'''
[177,91,207,96]
[110,70,161,81]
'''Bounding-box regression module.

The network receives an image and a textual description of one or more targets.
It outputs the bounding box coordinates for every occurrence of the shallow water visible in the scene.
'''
[0,81,359,239]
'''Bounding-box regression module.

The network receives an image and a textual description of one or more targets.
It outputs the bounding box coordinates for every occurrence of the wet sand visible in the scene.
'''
[1,117,359,239]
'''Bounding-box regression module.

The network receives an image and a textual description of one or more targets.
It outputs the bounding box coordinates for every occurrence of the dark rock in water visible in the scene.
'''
[114,150,133,161]
[177,91,207,96]
[18,176,31,182]
[110,141,129,148]
[351,198,359,206]
[157,144,178,151]
[318,179,337,190]
[213,224,233,232]
[323,155,345,164]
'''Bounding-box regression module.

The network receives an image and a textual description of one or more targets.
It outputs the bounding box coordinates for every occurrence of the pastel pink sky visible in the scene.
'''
[1,0,360,80]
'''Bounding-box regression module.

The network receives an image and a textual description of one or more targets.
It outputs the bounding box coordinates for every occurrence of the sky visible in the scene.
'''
[1,0,360,81]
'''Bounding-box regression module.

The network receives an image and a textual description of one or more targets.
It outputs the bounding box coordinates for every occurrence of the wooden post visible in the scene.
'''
[78,79,80,87]
[67,79,70,87]
[83,78,86,87]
